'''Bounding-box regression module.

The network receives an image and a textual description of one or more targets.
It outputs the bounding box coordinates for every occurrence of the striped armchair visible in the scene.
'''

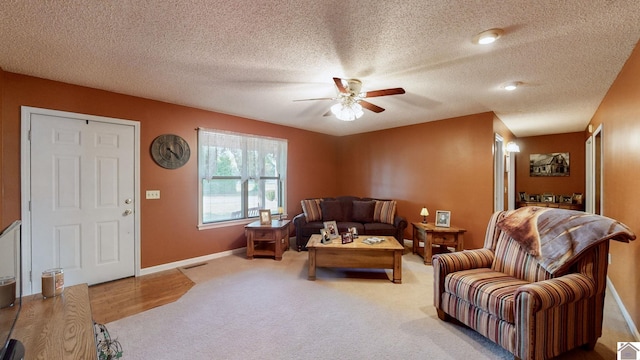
[433,208,635,360]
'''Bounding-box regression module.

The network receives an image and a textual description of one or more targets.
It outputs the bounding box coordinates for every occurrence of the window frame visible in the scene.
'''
[197,128,287,229]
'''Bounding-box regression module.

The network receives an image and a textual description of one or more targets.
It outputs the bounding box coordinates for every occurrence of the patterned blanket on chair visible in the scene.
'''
[496,206,636,274]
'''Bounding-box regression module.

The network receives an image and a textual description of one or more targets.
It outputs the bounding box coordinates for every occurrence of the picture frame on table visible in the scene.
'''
[518,192,528,202]
[323,221,339,239]
[561,195,573,204]
[542,194,555,203]
[259,209,272,225]
[341,232,353,244]
[572,193,583,205]
[435,210,451,228]
[320,228,332,244]
[348,226,359,239]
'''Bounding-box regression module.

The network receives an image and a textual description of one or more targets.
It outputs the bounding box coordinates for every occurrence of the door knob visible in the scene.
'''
[124,198,132,204]
[124,209,133,216]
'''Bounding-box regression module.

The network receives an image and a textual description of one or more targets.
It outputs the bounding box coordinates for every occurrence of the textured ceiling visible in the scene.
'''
[1,1,639,137]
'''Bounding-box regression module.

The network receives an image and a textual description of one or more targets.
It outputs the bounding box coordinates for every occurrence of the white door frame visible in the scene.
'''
[494,134,505,212]
[20,106,141,295]
[585,135,594,213]
[506,150,516,210]
[585,124,604,215]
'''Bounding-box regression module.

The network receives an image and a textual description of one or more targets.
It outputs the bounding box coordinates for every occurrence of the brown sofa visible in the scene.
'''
[433,207,636,360]
[292,196,407,251]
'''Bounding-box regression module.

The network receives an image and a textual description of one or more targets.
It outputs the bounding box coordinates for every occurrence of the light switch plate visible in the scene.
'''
[146,190,160,199]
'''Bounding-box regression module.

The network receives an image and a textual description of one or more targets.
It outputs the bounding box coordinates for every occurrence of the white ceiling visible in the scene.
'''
[1,1,639,137]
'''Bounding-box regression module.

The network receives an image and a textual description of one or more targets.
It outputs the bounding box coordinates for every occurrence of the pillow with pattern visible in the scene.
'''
[301,199,322,222]
[374,200,396,225]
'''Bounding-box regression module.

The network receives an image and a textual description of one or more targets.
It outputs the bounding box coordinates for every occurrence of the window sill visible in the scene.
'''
[198,218,256,230]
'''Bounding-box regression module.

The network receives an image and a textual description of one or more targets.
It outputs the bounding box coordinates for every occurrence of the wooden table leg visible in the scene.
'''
[424,232,434,265]
[246,232,254,260]
[412,226,418,254]
[275,229,283,261]
[456,233,464,252]
[308,248,316,280]
[393,249,402,284]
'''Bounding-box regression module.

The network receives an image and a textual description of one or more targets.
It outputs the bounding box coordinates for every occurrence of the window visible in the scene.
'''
[198,128,287,226]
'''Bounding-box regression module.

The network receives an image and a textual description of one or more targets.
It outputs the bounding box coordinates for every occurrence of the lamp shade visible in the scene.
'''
[420,207,429,216]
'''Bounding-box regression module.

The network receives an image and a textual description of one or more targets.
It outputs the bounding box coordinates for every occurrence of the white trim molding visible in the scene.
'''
[607,277,640,341]
[139,248,246,276]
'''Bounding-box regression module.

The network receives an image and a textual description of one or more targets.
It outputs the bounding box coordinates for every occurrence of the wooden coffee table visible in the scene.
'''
[306,234,403,283]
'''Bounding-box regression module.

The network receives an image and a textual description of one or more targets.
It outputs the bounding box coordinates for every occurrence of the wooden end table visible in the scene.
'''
[245,219,291,261]
[306,234,403,283]
[412,222,466,265]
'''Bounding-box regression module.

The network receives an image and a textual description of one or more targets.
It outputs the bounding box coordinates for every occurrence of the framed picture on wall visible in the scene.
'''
[435,210,451,228]
[530,153,570,176]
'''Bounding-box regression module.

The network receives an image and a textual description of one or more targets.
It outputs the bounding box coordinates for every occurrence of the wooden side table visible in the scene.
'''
[412,222,466,265]
[245,219,291,260]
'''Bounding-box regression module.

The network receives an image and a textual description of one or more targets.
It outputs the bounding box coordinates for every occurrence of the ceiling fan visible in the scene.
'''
[294,77,405,121]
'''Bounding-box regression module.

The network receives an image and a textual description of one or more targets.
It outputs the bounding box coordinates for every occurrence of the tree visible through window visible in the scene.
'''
[198,128,287,224]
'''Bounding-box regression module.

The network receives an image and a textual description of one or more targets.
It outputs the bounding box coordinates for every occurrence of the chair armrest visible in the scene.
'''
[432,248,495,274]
[432,249,494,309]
[514,273,596,312]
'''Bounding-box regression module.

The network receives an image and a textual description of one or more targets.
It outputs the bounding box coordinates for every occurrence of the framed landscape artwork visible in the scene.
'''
[530,152,570,176]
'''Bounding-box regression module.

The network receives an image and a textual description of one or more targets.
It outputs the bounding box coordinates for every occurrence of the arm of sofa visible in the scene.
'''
[512,273,597,359]
[432,249,494,309]
[292,213,307,251]
[393,215,407,243]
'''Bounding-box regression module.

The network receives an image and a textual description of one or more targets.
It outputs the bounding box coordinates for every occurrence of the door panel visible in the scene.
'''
[30,113,135,293]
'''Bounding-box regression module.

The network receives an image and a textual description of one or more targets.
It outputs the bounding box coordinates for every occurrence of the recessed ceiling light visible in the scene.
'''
[473,28,504,45]
[503,81,521,91]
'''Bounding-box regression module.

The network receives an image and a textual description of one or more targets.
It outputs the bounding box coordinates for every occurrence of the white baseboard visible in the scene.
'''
[139,247,246,276]
[607,277,640,341]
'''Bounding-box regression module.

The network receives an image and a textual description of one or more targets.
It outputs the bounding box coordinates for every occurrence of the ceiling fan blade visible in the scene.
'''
[333,77,347,93]
[364,88,406,98]
[360,100,385,113]
[293,97,335,102]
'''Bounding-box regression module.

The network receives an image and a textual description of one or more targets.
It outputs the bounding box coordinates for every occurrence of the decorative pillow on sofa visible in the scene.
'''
[352,200,375,223]
[301,199,322,222]
[374,200,396,225]
[321,200,345,222]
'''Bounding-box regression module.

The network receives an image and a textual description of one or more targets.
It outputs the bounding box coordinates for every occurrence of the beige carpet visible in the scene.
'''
[107,244,635,359]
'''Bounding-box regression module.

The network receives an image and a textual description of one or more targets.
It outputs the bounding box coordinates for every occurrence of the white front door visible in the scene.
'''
[26,110,137,294]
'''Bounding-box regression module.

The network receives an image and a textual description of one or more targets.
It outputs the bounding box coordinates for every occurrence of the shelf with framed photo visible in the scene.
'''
[517,192,584,211]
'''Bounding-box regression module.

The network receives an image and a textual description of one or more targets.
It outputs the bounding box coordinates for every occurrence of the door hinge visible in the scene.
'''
[28,129,31,141]
[29,271,32,282]
[28,200,31,211]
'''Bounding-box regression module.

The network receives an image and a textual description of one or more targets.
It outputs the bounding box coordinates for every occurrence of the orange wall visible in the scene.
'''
[0,71,340,268]
[338,112,500,250]
[515,132,586,197]
[588,40,640,331]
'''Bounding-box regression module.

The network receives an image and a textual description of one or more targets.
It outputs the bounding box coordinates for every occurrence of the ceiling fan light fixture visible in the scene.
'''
[331,102,363,121]
[473,28,504,45]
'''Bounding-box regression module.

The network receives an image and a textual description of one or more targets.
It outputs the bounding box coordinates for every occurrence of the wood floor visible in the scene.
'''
[88,269,194,324]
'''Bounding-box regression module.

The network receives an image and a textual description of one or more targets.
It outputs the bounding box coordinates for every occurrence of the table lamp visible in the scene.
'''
[278,207,284,220]
[420,207,429,224]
